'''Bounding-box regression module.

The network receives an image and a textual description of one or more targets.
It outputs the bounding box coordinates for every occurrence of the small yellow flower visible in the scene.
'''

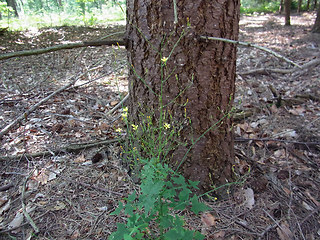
[123,107,128,112]
[122,112,128,119]
[115,128,122,133]
[131,124,138,131]
[161,57,168,64]
[163,123,170,129]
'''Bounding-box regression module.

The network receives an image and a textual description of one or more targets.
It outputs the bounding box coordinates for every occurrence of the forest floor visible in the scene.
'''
[0,12,319,240]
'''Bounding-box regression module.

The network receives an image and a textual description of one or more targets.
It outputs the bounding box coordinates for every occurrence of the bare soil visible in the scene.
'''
[0,13,319,239]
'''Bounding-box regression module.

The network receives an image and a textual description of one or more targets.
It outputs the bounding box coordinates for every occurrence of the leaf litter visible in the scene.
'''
[0,14,319,239]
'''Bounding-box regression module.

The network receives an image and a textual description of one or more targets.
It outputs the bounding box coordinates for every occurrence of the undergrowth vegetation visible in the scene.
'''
[0,1,125,30]
[109,31,244,239]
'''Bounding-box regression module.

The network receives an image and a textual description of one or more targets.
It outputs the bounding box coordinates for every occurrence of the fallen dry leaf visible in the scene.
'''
[277,221,293,240]
[243,188,255,209]
[110,101,119,106]
[289,106,305,116]
[201,212,216,227]
[8,211,24,231]
[74,154,86,163]
[0,199,10,215]
[212,230,226,239]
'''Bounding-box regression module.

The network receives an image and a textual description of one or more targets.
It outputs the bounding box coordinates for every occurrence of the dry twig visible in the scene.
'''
[200,36,301,68]
[0,66,102,139]
[0,39,125,61]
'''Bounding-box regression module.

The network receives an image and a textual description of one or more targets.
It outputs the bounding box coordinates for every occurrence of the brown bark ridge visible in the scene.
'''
[284,0,291,25]
[312,6,320,33]
[126,0,240,194]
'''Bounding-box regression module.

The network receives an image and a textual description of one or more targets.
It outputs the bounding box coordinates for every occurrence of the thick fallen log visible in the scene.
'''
[0,39,125,61]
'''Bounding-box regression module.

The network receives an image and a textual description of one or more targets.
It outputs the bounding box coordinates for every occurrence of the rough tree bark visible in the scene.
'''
[312,5,320,32]
[284,0,291,25]
[279,0,284,13]
[307,0,311,11]
[126,0,240,193]
[6,0,19,17]
[297,0,302,13]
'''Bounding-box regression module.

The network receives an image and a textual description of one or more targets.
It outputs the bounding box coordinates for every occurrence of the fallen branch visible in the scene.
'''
[21,171,39,233]
[0,66,101,139]
[0,39,125,61]
[0,79,77,139]
[200,36,301,68]
[0,138,121,161]
[0,182,14,192]
[0,211,50,234]
[235,137,319,146]
[106,93,129,115]
[238,58,320,76]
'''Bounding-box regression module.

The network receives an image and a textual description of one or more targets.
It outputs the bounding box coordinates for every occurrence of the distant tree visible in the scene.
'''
[307,0,311,10]
[312,5,320,32]
[5,0,18,16]
[279,0,284,13]
[284,0,291,25]
[298,0,302,13]
[313,0,318,10]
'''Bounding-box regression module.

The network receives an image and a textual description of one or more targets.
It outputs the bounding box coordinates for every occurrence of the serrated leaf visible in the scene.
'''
[178,188,191,202]
[190,195,210,214]
[140,179,164,196]
[172,175,186,185]
[124,203,135,216]
[188,180,200,189]
[160,214,174,229]
[164,229,181,240]
[110,201,124,216]
[108,223,128,240]
[124,234,134,240]
[127,192,137,202]
[173,201,187,210]
[194,231,205,240]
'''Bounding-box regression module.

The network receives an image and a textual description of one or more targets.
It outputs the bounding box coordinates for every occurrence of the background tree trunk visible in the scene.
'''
[307,0,311,11]
[279,0,284,13]
[313,0,318,10]
[312,5,320,32]
[297,0,302,13]
[6,0,19,17]
[126,0,240,193]
[284,0,292,25]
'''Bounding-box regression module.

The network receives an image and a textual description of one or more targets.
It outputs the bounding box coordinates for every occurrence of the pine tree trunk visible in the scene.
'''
[313,0,318,10]
[298,0,302,13]
[126,0,240,193]
[279,0,284,13]
[312,5,320,32]
[285,0,292,25]
[6,0,19,17]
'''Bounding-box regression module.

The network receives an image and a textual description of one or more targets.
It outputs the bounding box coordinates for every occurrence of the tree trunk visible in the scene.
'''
[284,0,291,25]
[6,0,19,17]
[313,0,318,10]
[307,0,311,11]
[298,0,302,13]
[279,0,284,13]
[312,5,320,32]
[126,0,240,193]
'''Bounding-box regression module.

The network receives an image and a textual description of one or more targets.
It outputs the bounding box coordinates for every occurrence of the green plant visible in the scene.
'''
[0,2,14,17]
[110,27,243,239]
[109,158,209,240]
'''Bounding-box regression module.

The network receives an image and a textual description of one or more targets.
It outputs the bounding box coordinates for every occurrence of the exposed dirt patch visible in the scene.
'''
[0,13,319,239]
